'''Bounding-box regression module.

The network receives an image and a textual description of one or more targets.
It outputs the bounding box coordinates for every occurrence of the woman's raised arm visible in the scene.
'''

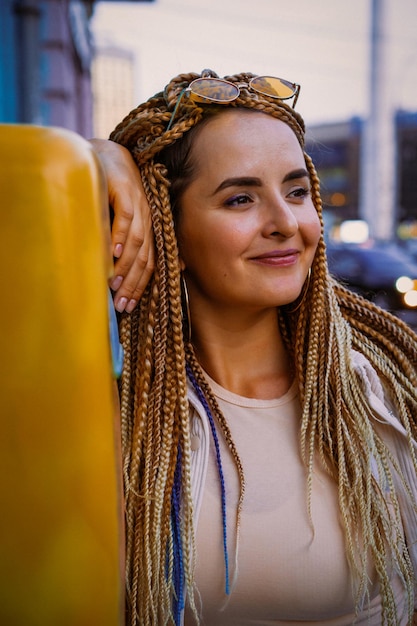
[90,138,154,313]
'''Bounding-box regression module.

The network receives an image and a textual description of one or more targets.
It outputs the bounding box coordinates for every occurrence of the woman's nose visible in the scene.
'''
[262,194,298,238]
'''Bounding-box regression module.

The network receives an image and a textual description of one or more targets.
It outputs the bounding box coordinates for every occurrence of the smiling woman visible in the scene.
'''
[171,111,320,317]
[92,69,417,626]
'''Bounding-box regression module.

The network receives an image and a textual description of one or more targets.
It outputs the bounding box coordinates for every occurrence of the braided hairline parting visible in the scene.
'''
[111,71,417,625]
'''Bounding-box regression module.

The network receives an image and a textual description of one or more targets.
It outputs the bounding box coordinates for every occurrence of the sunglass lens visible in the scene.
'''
[250,76,296,99]
[189,78,240,103]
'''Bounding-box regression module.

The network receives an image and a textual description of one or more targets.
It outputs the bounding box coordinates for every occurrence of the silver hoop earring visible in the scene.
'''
[181,273,192,344]
[285,267,312,314]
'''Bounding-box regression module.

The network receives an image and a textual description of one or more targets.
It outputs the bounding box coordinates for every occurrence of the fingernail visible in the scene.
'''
[125,299,137,313]
[110,275,123,291]
[115,297,128,312]
[114,243,123,258]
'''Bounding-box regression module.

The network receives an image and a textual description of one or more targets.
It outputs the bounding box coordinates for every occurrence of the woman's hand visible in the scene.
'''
[90,138,154,313]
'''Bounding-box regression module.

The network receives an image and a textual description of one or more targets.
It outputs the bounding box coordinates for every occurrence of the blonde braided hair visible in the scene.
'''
[110,71,417,625]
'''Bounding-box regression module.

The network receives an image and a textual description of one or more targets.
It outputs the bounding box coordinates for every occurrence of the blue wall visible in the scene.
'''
[0,1,94,135]
[0,0,18,123]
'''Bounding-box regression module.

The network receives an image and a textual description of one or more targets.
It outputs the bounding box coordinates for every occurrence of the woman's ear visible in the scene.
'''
[179,257,186,271]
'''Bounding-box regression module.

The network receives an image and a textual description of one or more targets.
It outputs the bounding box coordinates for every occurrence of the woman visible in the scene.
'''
[95,70,417,625]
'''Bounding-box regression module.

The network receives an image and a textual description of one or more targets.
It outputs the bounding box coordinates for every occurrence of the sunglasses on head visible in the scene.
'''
[166,75,300,130]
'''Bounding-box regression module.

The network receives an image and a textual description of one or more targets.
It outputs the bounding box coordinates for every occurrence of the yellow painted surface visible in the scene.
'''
[0,125,124,625]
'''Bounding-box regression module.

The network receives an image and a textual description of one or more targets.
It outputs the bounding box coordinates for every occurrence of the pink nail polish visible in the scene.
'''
[126,299,137,313]
[114,243,123,258]
[110,275,123,291]
[115,297,128,312]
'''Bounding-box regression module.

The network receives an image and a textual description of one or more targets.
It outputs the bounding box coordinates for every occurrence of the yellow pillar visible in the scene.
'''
[0,125,124,625]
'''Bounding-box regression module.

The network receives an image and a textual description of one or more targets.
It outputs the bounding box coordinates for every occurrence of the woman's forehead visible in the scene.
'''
[191,110,304,164]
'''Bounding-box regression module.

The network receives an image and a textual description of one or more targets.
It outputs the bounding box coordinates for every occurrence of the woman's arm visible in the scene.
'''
[90,138,154,313]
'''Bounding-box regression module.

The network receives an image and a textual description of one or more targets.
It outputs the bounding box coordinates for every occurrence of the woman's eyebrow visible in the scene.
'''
[213,177,262,194]
[282,168,309,183]
[213,169,309,195]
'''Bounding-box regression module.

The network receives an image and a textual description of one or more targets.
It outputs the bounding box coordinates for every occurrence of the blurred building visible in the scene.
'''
[92,43,135,139]
[0,0,154,138]
[306,111,417,240]
[306,119,362,224]
[0,0,95,137]
[397,111,417,225]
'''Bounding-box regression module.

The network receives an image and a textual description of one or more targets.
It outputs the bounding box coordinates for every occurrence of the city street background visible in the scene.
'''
[91,0,417,127]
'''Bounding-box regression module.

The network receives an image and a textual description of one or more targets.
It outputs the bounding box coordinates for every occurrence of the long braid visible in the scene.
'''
[282,134,417,622]
[114,142,196,621]
[111,71,417,625]
[185,344,246,590]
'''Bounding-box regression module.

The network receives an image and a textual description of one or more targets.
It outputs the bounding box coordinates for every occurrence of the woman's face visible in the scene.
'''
[176,110,321,315]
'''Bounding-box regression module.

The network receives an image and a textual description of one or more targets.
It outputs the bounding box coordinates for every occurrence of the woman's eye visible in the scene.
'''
[224,194,253,207]
[289,186,310,199]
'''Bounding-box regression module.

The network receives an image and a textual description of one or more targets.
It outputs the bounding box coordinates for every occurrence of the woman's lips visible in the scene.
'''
[250,249,300,266]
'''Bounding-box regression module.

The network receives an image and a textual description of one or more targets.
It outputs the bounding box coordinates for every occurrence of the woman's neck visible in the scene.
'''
[190,307,293,400]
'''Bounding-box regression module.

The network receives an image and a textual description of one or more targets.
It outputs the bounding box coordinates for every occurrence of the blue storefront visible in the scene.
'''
[0,0,19,124]
[0,0,95,135]
[0,0,154,137]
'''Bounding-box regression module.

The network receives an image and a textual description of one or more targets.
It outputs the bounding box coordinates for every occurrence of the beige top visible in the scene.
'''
[184,375,406,625]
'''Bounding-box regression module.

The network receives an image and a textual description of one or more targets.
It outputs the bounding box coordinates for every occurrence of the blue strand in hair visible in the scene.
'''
[171,445,185,624]
[186,362,231,595]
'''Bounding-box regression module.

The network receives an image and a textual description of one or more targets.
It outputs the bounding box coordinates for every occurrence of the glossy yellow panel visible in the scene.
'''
[0,125,124,625]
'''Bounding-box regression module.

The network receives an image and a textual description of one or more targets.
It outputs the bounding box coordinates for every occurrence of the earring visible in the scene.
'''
[181,273,192,344]
[285,267,312,314]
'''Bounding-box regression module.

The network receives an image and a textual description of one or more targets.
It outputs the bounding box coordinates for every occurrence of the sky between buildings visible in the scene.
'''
[91,0,417,126]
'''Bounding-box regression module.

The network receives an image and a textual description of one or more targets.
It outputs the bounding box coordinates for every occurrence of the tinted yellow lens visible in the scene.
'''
[250,76,296,99]
[188,78,240,103]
